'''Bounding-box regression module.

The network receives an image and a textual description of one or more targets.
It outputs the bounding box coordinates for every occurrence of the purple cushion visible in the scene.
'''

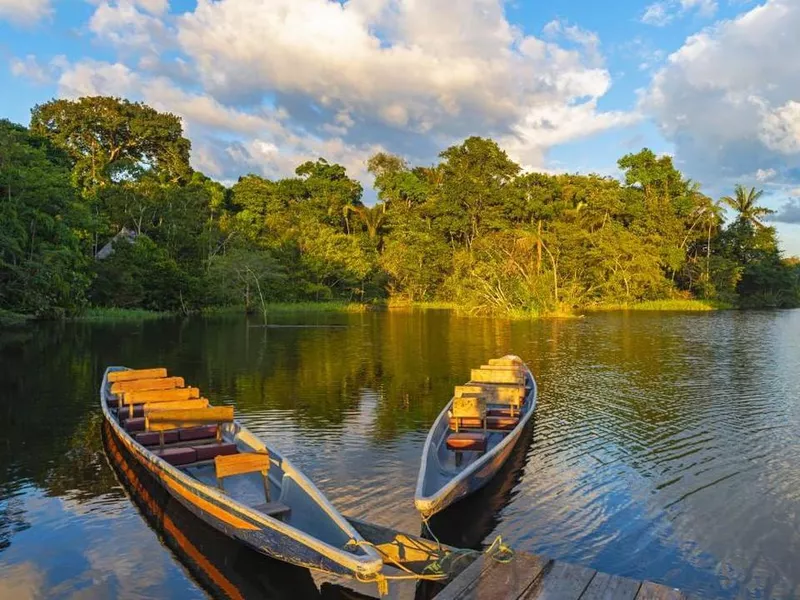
[124,417,146,432]
[135,430,179,446]
[117,404,144,419]
[194,443,238,461]
[156,447,197,466]
[179,425,218,442]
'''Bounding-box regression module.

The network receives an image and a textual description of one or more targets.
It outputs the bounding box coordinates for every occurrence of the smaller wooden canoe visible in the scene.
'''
[414,355,537,517]
[101,366,383,580]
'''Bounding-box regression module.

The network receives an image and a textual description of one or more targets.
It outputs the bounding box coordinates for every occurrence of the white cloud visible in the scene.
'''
[0,0,51,25]
[176,0,628,155]
[14,0,635,184]
[88,1,172,52]
[9,55,54,84]
[641,0,718,26]
[755,168,777,182]
[642,2,675,26]
[643,0,800,185]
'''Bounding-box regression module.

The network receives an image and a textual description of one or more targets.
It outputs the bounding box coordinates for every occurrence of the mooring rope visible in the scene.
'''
[347,520,516,596]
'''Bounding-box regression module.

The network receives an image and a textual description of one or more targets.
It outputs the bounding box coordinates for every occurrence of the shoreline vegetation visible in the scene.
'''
[54,298,739,325]
[2,97,798,326]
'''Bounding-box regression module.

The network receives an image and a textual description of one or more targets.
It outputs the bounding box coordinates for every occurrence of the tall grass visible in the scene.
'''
[202,302,370,316]
[73,307,174,321]
[0,309,32,327]
[587,299,732,312]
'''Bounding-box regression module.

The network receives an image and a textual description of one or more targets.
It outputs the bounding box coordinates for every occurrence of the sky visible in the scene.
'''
[1,0,799,254]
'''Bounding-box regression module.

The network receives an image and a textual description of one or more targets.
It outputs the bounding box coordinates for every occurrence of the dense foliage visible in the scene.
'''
[1,97,798,319]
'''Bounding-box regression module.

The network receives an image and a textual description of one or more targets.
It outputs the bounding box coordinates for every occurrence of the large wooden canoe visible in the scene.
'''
[101,366,382,580]
[414,355,537,517]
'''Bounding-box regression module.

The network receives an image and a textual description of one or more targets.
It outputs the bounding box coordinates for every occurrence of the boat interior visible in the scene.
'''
[104,367,359,553]
[421,357,533,495]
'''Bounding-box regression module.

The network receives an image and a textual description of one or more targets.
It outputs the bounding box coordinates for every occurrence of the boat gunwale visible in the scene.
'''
[100,366,383,577]
[414,359,538,515]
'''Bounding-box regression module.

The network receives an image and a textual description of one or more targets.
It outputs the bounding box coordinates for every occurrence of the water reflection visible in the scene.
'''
[425,418,536,551]
[102,419,323,600]
[0,309,799,599]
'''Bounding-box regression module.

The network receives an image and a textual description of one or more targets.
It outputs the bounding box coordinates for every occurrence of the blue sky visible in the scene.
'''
[1,0,799,254]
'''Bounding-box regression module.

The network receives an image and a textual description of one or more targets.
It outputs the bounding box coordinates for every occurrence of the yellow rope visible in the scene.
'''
[346,524,516,596]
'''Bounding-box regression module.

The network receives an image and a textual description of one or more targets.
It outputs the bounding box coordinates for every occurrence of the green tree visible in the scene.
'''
[30,97,192,194]
[0,120,89,317]
[720,185,774,228]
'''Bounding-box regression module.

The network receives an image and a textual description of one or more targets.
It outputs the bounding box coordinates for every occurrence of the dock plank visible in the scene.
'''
[635,581,685,600]
[520,561,596,600]
[434,555,491,600]
[450,553,550,600]
[580,572,641,600]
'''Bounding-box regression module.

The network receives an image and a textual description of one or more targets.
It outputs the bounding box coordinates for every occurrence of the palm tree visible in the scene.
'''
[720,184,775,228]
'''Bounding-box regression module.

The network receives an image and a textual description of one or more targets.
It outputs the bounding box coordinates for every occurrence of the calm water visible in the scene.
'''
[1,309,800,599]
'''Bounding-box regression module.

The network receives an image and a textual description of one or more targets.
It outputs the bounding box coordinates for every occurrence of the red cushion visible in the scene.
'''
[135,430,179,446]
[124,417,146,432]
[487,416,518,430]
[449,417,483,430]
[487,407,515,417]
[156,447,197,466]
[194,443,238,461]
[179,425,218,442]
[446,432,487,452]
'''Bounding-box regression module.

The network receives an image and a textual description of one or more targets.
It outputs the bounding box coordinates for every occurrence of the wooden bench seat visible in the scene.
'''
[252,501,292,518]
[108,368,168,383]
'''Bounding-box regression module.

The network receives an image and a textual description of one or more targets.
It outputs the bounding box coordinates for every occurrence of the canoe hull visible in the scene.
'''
[101,367,381,579]
[104,413,360,576]
[415,357,537,518]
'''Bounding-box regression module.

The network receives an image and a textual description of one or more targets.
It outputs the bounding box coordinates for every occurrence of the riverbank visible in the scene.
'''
[585,299,733,312]
[0,309,32,327]
[3,298,734,328]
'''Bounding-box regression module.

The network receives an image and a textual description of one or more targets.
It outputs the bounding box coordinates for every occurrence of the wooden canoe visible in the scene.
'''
[414,355,537,517]
[101,366,382,580]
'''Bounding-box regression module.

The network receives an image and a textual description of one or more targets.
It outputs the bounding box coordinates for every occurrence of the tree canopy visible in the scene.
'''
[1,97,797,319]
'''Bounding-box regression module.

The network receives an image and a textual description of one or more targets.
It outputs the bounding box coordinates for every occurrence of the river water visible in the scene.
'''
[1,309,799,599]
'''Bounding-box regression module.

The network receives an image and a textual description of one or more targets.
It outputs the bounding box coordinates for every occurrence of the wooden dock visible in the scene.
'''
[435,551,686,600]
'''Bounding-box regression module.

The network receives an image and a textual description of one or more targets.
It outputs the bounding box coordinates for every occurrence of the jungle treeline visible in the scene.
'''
[1,97,798,320]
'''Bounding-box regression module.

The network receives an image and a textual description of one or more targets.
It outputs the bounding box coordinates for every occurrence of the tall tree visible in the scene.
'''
[30,96,192,194]
[720,185,774,228]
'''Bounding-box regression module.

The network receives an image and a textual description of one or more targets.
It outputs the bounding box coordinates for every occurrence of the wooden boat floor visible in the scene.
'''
[185,463,286,520]
[439,430,508,472]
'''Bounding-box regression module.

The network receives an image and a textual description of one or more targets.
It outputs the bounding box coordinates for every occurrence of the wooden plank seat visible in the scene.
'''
[117,398,210,419]
[251,501,292,518]
[446,432,487,452]
[215,453,278,514]
[109,387,201,408]
[469,368,523,385]
[143,406,235,450]
[449,415,519,431]
[110,376,185,395]
[108,368,168,383]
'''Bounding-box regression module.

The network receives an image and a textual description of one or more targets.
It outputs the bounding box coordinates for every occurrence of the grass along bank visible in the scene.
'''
[586,299,733,312]
[72,307,175,321]
[0,309,33,327]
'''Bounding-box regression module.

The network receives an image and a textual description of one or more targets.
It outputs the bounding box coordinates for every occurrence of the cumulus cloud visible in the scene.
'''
[769,199,800,224]
[13,0,635,184]
[641,0,717,26]
[755,168,777,182]
[175,0,629,156]
[0,0,51,25]
[9,55,56,84]
[643,0,800,185]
